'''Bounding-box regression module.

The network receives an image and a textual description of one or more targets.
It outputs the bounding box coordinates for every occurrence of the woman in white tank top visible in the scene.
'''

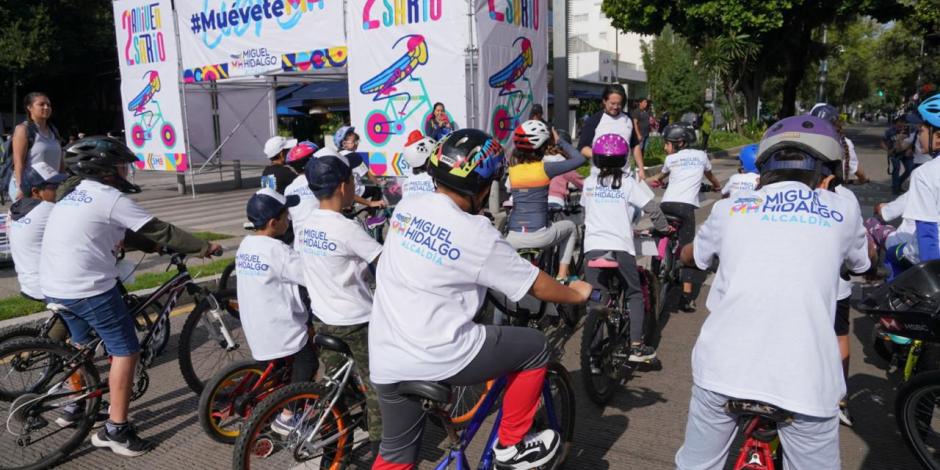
[10,92,63,201]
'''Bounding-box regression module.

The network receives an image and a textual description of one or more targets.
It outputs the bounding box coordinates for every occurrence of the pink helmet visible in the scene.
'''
[287,141,317,169]
[592,134,628,169]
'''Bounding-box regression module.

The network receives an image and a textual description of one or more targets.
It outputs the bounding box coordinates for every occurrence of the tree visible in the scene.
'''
[602,0,905,119]
[699,33,759,131]
[641,27,707,118]
[0,2,53,126]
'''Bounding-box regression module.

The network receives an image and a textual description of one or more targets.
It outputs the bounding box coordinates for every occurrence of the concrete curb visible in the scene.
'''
[0,272,227,331]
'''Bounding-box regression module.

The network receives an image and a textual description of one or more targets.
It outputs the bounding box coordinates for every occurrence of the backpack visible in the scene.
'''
[0,121,61,192]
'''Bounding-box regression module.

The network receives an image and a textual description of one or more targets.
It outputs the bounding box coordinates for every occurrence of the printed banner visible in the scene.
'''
[476,0,548,145]
[347,1,468,176]
[113,0,188,171]
[176,0,347,82]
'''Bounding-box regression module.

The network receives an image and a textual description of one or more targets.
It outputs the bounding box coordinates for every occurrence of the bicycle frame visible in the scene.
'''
[294,355,364,456]
[434,374,561,470]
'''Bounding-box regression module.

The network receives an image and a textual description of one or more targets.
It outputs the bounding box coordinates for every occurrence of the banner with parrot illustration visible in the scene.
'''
[113,0,188,171]
[347,0,468,176]
[475,0,548,146]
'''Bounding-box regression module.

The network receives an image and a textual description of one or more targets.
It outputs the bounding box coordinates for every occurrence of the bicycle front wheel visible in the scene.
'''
[579,308,620,405]
[896,370,940,469]
[233,382,352,470]
[199,360,270,444]
[179,291,250,395]
[533,362,576,470]
[0,338,102,470]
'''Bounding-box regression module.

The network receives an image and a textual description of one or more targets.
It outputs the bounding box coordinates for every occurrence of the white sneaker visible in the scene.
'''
[492,429,560,470]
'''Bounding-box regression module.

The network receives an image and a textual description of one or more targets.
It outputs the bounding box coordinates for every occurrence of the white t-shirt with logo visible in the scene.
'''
[40,180,153,299]
[691,181,870,418]
[284,175,319,248]
[881,192,918,261]
[298,210,381,326]
[904,157,940,224]
[400,172,435,199]
[581,174,654,255]
[661,149,712,207]
[845,137,859,179]
[9,201,54,299]
[721,173,760,196]
[369,192,540,384]
[235,235,308,361]
[834,185,862,300]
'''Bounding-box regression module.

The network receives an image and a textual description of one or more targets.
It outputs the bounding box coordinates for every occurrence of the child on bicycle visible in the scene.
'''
[235,188,319,434]
[721,144,760,198]
[283,141,319,247]
[505,120,585,280]
[10,163,67,301]
[41,137,220,457]
[581,134,666,363]
[675,116,874,469]
[646,122,722,312]
[369,129,592,470]
[297,152,384,454]
[400,130,436,198]
[903,94,940,264]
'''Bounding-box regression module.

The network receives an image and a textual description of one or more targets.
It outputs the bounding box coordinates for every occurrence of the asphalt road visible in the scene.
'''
[2,123,925,469]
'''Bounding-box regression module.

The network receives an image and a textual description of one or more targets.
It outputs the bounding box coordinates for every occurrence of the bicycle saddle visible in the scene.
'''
[398,381,452,404]
[664,214,684,227]
[313,334,353,356]
[587,257,619,269]
[725,399,794,423]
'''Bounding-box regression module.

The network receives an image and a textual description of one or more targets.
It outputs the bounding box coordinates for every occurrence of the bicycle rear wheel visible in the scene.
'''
[533,362,576,470]
[896,370,940,469]
[233,382,352,470]
[199,360,273,444]
[179,291,250,395]
[579,308,620,405]
[0,338,101,470]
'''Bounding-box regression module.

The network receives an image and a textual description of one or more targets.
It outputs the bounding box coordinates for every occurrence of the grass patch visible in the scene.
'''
[706,131,755,154]
[191,231,233,241]
[0,257,235,323]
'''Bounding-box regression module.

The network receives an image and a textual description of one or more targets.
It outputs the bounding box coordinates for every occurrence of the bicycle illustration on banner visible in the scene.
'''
[360,34,452,147]
[127,70,177,150]
[488,36,534,144]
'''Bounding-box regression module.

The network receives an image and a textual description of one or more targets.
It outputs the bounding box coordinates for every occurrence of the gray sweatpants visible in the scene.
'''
[675,384,840,470]
[505,220,577,266]
[374,326,549,465]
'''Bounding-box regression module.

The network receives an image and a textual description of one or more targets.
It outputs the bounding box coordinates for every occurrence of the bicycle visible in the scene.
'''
[579,256,658,405]
[485,244,580,329]
[198,357,294,444]
[853,260,940,469]
[0,251,245,397]
[394,360,575,470]
[725,399,788,469]
[648,214,684,327]
[232,334,369,469]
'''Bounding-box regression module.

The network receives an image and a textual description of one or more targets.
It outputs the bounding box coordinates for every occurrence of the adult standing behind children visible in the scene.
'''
[578,84,646,180]
[9,92,63,201]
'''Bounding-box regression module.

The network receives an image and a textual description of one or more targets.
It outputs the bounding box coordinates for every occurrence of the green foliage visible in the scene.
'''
[707,131,756,153]
[191,232,234,242]
[641,27,707,117]
[0,3,53,73]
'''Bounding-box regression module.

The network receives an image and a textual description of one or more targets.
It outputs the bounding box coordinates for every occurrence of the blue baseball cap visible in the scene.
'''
[246,188,299,228]
[305,151,364,198]
[22,162,67,194]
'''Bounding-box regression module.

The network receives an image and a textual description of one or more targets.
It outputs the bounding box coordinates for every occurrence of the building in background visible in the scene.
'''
[567,1,648,99]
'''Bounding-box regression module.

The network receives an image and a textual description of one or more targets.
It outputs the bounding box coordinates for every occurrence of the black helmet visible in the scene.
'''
[662,122,696,147]
[65,136,141,193]
[428,128,505,197]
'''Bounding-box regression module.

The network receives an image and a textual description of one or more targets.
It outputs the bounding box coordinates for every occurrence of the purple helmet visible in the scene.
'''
[756,116,843,173]
[592,134,629,169]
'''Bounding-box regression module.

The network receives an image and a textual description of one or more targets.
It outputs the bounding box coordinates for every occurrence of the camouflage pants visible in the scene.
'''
[315,322,381,443]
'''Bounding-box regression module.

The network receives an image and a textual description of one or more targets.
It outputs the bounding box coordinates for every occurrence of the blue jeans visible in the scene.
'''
[890,155,914,194]
[47,284,140,356]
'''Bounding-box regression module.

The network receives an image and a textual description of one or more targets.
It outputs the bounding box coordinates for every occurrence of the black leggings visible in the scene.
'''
[288,337,319,384]
[661,201,706,294]
[375,326,548,464]
[584,250,646,343]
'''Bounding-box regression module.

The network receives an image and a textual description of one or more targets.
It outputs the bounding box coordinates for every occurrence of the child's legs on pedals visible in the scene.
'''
[614,252,646,344]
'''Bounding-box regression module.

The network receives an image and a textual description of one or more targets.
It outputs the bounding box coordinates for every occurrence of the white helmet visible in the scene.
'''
[403,130,437,168]
[512,119,551,151]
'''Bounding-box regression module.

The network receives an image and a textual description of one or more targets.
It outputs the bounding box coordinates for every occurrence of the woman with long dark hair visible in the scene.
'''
[10,92,63,200]
[424,102,456,140]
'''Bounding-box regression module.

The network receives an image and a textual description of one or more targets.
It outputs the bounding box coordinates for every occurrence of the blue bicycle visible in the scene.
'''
[401,361,576,470]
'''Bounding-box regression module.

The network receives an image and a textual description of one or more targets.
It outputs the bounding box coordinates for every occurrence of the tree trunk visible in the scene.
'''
[780,26,815,117]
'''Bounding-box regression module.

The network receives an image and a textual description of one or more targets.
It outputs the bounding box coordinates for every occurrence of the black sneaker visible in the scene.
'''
[628,344,657,363]
[678,296,697,313]
[91,423,155,457]
[55,401,109,428]
[493,429,560,470]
